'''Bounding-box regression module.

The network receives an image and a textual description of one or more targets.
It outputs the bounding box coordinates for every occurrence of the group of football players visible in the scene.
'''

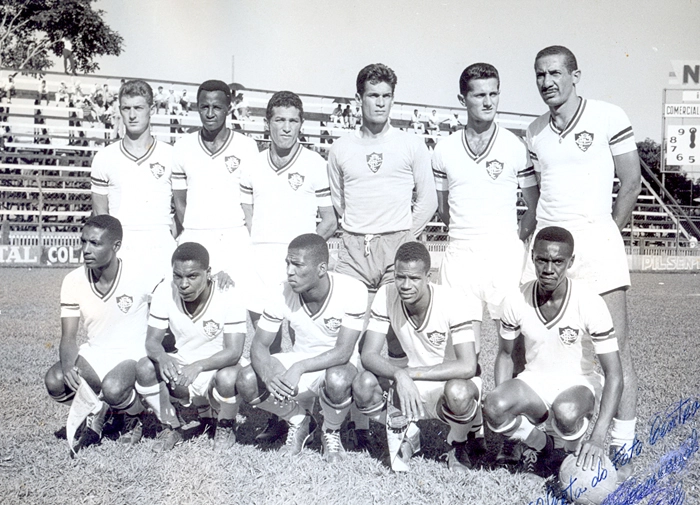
[44,44,642,485]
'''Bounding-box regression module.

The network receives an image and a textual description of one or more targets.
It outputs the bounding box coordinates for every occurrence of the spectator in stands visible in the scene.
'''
[178,89,189,113]
[61,37,77,75]
[102,84,115,107]
[34,102,46,144]
[445,111,463,133]
[342,104,351,128]
[38,79,49,106]
[319,121,331,144]
[426,109,440,135]
[331,102,343,128]
[410,109,425,133]
[68,101,81,144]
[235,92,251,126]
[56,81,69,105]
[4,75,16,104]
[154,86,168,114]
[71,80,84,104]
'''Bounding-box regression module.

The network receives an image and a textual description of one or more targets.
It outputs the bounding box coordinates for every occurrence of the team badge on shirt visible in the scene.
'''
[150,162,165,179]
[288,172,305,191]
[574,131,594,152]
[203,320,222,338]
[485,160,504,180]
[366,152,383,173]
[559,326,580,345]
[224,155,241,173]
[427,330,447,347]
[323,317,342,333]
[116,295,133,314]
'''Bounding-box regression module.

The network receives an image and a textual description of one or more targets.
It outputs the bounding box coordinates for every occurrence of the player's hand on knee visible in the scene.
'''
[158,355,181,385]
[178,363,203,387]
[267,375,296,402]
[394,370,424,420]
[62,363,81,391]
[575,437,604,471]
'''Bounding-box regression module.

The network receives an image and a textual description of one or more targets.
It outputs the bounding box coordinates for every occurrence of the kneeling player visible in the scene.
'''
[45,215,151,452]
[236,234,367,463]
[135,242,247,452]
[352,242,483,472]
[483,226,623,475]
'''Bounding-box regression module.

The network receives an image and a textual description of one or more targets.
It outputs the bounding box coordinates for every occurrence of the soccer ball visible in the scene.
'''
[558,453,617,505]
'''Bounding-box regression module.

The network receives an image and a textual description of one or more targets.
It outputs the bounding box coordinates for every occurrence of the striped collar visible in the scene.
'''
[119,138,156,165]
[268,143,302,175]
[300,273,333,319]
[461,124,499,163]
[87,259,122,301]
[401,284,433,332]
[180,281,215,322]
[548,97,586,139]
[198,128,232,159]
[533,278,571,328]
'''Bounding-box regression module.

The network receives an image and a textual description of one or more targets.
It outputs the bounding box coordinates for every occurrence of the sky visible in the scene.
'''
[91,0,700,143]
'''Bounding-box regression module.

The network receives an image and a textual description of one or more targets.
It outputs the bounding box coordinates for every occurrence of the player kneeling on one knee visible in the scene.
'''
[135,242,248,452]
[236,233,367,463]
[352,241,483,472]
[483,226,623,477]
[45,215,152,453]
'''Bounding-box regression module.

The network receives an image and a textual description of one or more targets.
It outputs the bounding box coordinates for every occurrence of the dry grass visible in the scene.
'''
[0,269,698,505]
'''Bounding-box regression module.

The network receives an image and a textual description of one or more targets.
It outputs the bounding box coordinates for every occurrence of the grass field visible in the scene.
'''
[0,268,698,505]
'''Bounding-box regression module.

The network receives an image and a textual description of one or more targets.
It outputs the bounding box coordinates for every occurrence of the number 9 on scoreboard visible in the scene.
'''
[666,125,699,165]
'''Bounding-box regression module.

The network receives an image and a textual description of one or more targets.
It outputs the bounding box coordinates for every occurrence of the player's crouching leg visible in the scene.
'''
[318,364,357,463]
[209,364,243,452]
[437,377,483,472]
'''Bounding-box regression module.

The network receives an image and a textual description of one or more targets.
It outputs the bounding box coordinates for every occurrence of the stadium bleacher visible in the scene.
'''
[1,69,699,258]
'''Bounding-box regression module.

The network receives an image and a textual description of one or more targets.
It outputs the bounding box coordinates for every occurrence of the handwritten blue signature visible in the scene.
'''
[610,436,644,470]
[649,397,700,446]
[526,458,610,505]
[602,428,698,505]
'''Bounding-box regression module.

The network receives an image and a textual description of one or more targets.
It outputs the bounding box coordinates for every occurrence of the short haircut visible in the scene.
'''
[394,242,431,273]
[459,62,500,96]
[197,79,232,105]
[535,45,578,73]
[288,233,329,265]
[356,63,397,96]
[534,226,575,252]
[171,242,210,269]
[266,90,304,121]
[84,214,122,243]
[119,79,153,106]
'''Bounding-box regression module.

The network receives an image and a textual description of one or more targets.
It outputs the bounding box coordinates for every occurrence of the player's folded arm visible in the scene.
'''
[250,325,279,380]
[293,325,361,376]
[144,321,169,360]
[360,329,399,380]
[406,341,477,382]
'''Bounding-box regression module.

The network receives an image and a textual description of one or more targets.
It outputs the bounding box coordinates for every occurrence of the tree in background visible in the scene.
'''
[637,138,700,207]
[0,0,122,74]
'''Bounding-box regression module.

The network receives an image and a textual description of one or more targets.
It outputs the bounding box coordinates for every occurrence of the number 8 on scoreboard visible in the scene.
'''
[666,125,699,165]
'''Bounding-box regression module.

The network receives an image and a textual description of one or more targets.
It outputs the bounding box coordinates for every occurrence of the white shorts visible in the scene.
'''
[522,220,630,295]
[178,227,253,300]
[384,375,482,421]
[440,235,527,319]
[248,242,288,315]
[118,226,176,289]
[273,352,326,397]
[169,352,249,401]
[79,343,145,381]
[515,370,603,411]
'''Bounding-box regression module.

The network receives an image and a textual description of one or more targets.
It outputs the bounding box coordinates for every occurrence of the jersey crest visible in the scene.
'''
[427,330,447,347]
[288,172,305,191]
[202,319,222,338]
[225,155,241,173]
[574,131,594,152]
[116,295,133,314]
[150,162,165,179]
[559,326,580,345]
[323,317,342,333]
[485,159,504,180]
[366,152,383,173]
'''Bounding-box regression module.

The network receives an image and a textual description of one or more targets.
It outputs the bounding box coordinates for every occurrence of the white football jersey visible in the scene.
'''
[259,272,368,355]
[432,125,536,240]
[90,140,174,230]
[172,129,260,230]
[240,145,332,245]
[149,279,247,363]
[60,260,152,353]
[368,283,479,368]
[526,98,637,229]
[500,278,617,376]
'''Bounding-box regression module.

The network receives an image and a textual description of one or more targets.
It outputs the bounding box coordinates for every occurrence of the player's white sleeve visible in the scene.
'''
[312,152,332,208]
[367,284,390,335]
[60,270,81,318]
[448,293,478,345]
[147,281,170,330]
[223,289,248,334]
[257,285,286,334]
[584,291,618,354]
[239,153,254,205]
[327,146,345,218]
[515,137,537,189]
[410,138,438,236]
[171,142,187,191]
[432,143,449,192]
[607,104,636,156]
[499,290,522,341]
[90,151,109,196]
[525,126,540,177]
[341,279,369,332]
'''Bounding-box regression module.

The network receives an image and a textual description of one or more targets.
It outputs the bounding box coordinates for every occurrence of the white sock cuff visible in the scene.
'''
[487,416,519,434]
[611,417,637,446]
[135,382,160,396]
[212,387,237,405]
[552,416,589,441]
[111,390,136,411]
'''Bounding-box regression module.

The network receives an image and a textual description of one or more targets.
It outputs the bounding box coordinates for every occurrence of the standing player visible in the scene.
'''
[432,63,539,453]
[353,242,482,472]
[173,79,259,286]
[484,227,623,476]
[525,46,641,479]
[91,79,175,288]
[236,234,368,463]
[44,216,151,451]
[135,242,247,452]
